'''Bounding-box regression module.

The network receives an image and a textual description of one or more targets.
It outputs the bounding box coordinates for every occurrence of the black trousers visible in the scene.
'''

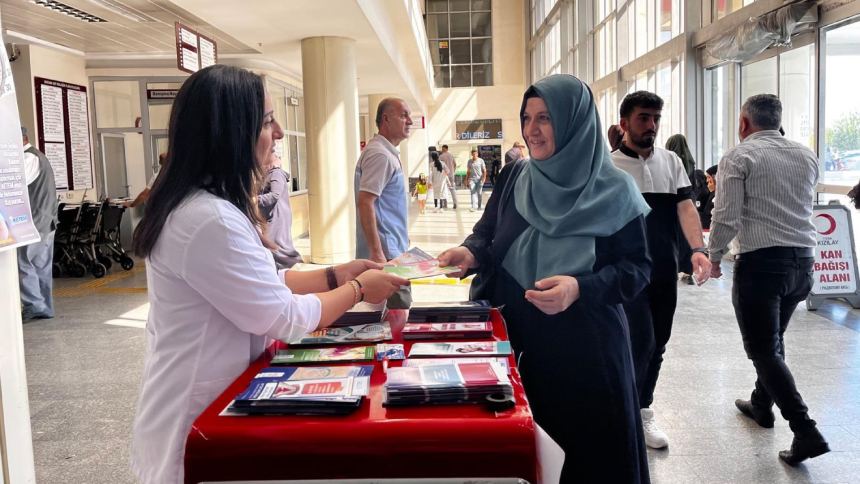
[733,251,816,433]
[625,280,678,408]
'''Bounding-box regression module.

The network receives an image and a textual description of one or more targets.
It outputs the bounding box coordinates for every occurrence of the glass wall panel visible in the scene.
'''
[779,44,814,149]
[425,0,493,87]
[823,18,860,186]
[706,64,735,168]
[94,81,141,128]
[741,57,777,104]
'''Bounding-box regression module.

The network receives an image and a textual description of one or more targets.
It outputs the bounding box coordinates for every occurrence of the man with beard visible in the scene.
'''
[610,91,711,450]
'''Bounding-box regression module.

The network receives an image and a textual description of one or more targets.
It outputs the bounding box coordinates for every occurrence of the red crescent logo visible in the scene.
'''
[816,214,836,235]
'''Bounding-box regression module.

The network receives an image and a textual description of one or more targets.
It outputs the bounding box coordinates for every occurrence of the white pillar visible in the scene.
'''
[0,10,37,481]
[301,37,360,264]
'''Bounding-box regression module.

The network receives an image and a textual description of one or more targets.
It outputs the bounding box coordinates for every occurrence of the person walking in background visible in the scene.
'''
[429,152,450,214]
[439,144,458,209]
[699,165,718,229]
[355,97,414,309]
[412,173,428,214]
[488,151,502,187]
[125,153,168,208]
[665,134,695,178]
[610,91,711,450]
[18,126,57,321]
[467,148,487,212]
[258,152,303,269]
[504,141,526,166]
[708,94,829,466]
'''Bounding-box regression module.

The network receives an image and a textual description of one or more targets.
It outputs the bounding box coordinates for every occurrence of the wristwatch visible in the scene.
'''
[691,247,709,255]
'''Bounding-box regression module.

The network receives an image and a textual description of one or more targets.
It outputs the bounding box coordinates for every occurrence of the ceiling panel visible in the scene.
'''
[0,0,256,54]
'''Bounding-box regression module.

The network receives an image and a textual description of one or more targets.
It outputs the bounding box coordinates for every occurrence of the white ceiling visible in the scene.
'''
[1,0,423,109]
[0,0,254,53]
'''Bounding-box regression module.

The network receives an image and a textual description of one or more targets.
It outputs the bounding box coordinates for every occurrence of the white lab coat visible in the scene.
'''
[130,190,322,484]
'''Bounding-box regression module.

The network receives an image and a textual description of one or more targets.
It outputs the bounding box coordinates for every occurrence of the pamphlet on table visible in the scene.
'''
[408,341,511,357]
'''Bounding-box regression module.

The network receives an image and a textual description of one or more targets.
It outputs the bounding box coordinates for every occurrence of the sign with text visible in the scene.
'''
[34,77,94,191]
[175,22,218,74]
[455,119,502,140]
[0,43,40,251]
[811,205,858,295]
[147,89,178,100]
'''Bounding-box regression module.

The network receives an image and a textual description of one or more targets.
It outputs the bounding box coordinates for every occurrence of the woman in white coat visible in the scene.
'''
[429,151,450,213]
[129,65,408,484]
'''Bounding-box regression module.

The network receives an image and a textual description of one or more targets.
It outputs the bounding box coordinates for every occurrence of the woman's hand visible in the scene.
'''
[437,246,477,278]
[335,259,383,286]
[525,276,580,315]
[355,270,409,303]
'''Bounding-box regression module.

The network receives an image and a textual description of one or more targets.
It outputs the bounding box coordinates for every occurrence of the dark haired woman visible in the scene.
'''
[429,151,450,213]
[129,65,407,484]
[439,74,651,482]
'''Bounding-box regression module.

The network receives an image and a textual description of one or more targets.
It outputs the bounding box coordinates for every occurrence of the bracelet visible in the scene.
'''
[353,278,365,302]
[348,280,361,307]
[325,266,338,290]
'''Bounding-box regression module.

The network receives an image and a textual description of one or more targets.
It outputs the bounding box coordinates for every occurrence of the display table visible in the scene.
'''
[184,309,539,484]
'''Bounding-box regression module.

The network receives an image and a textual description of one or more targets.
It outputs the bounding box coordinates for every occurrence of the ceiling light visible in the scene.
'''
[30,0,108,22]
[84,0,158,23]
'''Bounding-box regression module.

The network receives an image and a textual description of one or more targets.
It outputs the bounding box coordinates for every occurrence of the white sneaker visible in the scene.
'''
[470,207,476,212]
[641,408,669,449]
[439,208,444,213]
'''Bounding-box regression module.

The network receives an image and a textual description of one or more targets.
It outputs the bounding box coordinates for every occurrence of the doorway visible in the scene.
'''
[100,133,129,199]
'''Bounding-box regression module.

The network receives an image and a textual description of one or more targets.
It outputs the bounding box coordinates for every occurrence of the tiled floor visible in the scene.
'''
[23,188,860,483]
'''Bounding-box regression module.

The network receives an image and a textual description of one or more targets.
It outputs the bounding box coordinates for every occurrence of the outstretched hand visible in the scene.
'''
[437,246,477,278]
[336,259,384,285]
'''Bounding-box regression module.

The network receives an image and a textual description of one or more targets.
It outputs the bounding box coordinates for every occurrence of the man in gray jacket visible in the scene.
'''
[19,126,57,320]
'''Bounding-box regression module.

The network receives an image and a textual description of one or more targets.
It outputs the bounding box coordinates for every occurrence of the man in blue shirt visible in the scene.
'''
[355,98,413,308]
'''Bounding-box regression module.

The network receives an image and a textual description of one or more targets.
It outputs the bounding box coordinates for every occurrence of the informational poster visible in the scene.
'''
[43,143,68,190]
[810,205,858,295]
[175,23,218,74]
[0,42,40,251]
[34,77,94,191]
[39,85,65,142]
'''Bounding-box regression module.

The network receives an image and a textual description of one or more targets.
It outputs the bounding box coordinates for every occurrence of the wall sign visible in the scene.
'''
[0,42,40,251]
[147,89,178,100]
[175,22,218,74]
[807,204,860,310]
[455,119,502,140]
[34,77,94,191]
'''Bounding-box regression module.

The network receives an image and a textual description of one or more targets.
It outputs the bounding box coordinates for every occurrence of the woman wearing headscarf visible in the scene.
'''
[665,134,695,178]
[429,151,450,213]
[439,75,651,483]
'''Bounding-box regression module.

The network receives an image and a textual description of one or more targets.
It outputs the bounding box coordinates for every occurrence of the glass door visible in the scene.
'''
[100,133,129,199]
[821,16,860,187]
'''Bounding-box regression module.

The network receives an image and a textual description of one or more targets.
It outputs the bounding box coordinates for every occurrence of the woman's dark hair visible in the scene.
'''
[133,65,269,256]
[849,179,860,210]
[431,151,443,172]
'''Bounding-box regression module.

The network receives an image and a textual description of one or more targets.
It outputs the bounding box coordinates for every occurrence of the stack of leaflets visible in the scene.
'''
[271,346,376,365]
[408,341,511,358]
[407,301,492,323]
[383,248,460,280]
[288,322,392,346]
[404,357,510,375]
[383,360,513,406]
[402,322,493,340]
[330,303,387,328]
[227,366,372,415]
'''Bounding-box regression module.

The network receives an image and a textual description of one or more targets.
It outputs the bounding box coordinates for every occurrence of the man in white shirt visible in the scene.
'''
[439,145,457,209]
[610,92,711,450]
[18,126,57,320]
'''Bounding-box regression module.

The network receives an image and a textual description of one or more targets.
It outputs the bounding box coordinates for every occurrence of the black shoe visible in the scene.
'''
[779,430,830,466]
[735,399,775,428]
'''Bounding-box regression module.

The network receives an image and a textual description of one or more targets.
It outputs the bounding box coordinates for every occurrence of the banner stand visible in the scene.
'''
[807,204,860,310]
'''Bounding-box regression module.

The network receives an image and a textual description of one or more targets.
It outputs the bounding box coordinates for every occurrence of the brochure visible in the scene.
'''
[408,341,511,357]
[403,357,510,375]
[383,361,513,406]
[402,322,493,340]
[382,259,461,280]
[288,322,392,345]
[387,247,434,265]
[272,346,376,365]
[376,343,405,361]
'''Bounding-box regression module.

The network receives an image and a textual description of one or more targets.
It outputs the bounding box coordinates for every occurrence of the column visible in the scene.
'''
[301,37,360,264]
[367,93,397,137]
